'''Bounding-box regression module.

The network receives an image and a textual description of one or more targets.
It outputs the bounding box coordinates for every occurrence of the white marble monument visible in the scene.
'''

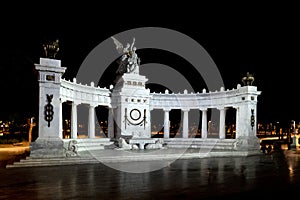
[30,37,262,157]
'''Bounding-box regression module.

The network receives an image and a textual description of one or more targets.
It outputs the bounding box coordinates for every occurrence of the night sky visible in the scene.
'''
[0,3,299,127]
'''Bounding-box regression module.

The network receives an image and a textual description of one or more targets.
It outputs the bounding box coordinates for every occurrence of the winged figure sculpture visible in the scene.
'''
[111,37,139,75]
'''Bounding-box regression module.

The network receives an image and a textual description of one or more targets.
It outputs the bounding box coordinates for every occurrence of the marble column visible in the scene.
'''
[71,102,78,139]
[108,107,114,138]
[219,107,226,139]
[88,104,96,138]
[201,109,208,139]
[59,99,63,139]
[235,107,239,138]
[183,109,189,138]
[163,109,171,138]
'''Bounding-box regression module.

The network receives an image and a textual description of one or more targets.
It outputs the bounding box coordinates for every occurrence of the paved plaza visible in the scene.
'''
[0,149,299,199]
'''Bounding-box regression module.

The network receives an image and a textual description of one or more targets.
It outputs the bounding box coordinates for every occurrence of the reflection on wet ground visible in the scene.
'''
[0,149,299,200]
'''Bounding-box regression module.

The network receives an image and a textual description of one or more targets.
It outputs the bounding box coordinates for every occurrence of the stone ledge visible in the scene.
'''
[40,58,61,67]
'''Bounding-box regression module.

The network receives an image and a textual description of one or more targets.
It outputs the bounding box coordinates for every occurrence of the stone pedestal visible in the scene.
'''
[31,58,66,157]
[30,138,64,158]
[111,72,151,139]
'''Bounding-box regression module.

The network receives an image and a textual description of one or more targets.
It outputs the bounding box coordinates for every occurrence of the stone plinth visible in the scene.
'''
[234,136,260,151]
[40,57,61,67]
[30,138,64,158]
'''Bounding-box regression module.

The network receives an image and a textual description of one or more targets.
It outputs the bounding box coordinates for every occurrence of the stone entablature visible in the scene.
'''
[59,79,260,111]
[150,85,260,110]
[60,78,111,106]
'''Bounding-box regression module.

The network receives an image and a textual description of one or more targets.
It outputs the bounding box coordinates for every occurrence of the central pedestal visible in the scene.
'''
[112,72,152,139]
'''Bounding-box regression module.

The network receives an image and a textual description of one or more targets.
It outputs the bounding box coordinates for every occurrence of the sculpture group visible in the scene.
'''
[111,37,140,75]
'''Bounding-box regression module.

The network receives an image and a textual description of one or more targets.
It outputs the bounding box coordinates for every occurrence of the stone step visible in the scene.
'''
[10,159,96,166]
[6,159,99,168]
[6,154,198,168]
[164,138,235,149]
[164,138,235,142]
[166,144,234,150]
[165,141,233,146]
[6,156,98,167]
[19,156,94,162]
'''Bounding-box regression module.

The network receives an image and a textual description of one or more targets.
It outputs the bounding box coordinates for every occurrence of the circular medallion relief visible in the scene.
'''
[130,109,141,120]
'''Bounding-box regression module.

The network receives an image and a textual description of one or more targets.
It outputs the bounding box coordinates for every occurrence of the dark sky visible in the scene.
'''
[0,3,299,126]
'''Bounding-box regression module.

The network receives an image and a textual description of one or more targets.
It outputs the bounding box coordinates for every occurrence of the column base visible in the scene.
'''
[30,137,64,158]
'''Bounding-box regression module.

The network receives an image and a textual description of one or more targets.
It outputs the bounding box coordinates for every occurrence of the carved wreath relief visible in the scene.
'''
[44,94,54,127]
[251,109,255,129]
[124,108,146,129]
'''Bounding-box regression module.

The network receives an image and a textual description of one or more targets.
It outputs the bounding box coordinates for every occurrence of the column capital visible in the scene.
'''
[199,108,207,111]
[163,108,172,112]
[182,108,190,112]
[217,106,227,111]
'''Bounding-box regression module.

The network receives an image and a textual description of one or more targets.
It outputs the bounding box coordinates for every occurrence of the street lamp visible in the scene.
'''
[294,120,296,141]
[291,120,296,150]
[28,117,35,143]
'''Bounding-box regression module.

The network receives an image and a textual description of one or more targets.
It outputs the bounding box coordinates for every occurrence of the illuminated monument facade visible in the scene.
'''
[30,38,262,158]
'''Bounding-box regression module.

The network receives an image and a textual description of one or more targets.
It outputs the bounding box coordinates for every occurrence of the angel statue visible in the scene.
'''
[111,36,140,75]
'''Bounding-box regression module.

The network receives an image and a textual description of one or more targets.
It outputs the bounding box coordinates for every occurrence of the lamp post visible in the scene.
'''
[28,117,35,143]
[294,121,297,150]
[291,120,296,150]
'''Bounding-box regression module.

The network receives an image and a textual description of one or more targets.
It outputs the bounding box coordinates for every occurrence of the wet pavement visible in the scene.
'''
[0,143,30,168]
[0,149,300,200]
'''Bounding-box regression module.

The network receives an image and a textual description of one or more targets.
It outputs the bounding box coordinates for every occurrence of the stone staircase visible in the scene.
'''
[6,156,99,168]
[164,138,236,150]
[6,138,115,168]
[6,138,261,169]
